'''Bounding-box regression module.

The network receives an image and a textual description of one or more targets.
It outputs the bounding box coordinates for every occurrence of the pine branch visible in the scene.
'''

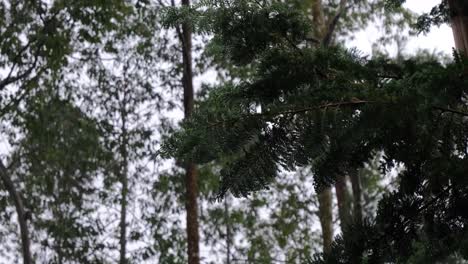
[207,99,376,128]
[433,106,468,117]
[258,99,374,117]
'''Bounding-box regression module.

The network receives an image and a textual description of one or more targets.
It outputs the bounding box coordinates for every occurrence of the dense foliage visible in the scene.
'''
[0,0,465,263]
[164,0,468,262]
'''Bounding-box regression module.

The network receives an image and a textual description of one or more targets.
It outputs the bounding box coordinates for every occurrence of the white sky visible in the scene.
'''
[404,0,454,52]
[349,0,455,55]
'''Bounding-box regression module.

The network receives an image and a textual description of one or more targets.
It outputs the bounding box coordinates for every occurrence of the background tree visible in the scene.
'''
[0,1,130,262]
[175,0,417,257]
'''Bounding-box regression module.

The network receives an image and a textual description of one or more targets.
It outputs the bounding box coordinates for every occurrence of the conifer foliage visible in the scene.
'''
[164,0,468,262]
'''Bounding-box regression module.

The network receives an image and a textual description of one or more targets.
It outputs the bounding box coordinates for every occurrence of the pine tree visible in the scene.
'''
[164,0,468,262]
[165,0,416,258]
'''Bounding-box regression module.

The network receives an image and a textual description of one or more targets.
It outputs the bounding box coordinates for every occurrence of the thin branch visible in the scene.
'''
[207,100,375,128]
[0,10,60,90]
[205,99,468,130]
[231,258,289,263]
[433,106,468,117]
[0,67,46,118]
[305,36,321,44]
[259,99,374,117]
[284,34,304,55]
[0,40,34,87]
[0,49,39,90]
[0,161,32,264]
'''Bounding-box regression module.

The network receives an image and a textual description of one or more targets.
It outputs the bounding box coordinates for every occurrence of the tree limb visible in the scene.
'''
[323,0,348,46]
[433,106,468,117]
[0,161,32,264]
[0,48,40,91]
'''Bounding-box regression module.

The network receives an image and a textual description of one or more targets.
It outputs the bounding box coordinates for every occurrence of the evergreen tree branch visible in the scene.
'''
[207,100,377,128]
[433,106,468,117]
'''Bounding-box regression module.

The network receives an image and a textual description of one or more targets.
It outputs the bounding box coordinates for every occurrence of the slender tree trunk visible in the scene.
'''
[350,171,362,226]
[119,97,129,264]
[311,0,333,254]
[335,176,352,233]
[448,0,468,55]
[0,162,32,264]
[312,0,355,251]
[180,0,200,263]
[185,164,199,264]
[58,250,63,264]
[119,169,128,263]
[118,72,131,264]
[224,195,231,264]
[119,175,128,264]
[317,189,333,253]
[311,0,335,253]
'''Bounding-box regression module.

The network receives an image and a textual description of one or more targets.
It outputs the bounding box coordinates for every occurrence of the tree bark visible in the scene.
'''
[0,161,32,264]
[335,176,352,234]
[350,171,363,227]
[311,0,326,40]
[185,163,200,264]
[119,92,129,264]
[317,188,333,254]
[448,0,468,55]
[310,0,335,254]
[181,0,200,263]
[311,0,355,253]
[224,195,231,264]
[119,157,128,264]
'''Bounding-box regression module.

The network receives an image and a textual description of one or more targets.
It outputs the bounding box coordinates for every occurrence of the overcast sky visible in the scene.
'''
[350,0,455,55]
[406,0,455,53]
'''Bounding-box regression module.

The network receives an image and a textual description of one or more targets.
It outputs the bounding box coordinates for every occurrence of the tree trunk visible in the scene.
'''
[448,0,468,55]
[119,168,128,264]
[181,0,200,263]
[310,0,335,254]
[119,98,129,264]
[317,188,333,253]
[311,0,333,253]
[185,163,200,264]
[350,171,363,227]
[224,195,231,264]
[0,162,32,264]
[335,176,352,234]
[311,0,326,39]
[310,0,356,253]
